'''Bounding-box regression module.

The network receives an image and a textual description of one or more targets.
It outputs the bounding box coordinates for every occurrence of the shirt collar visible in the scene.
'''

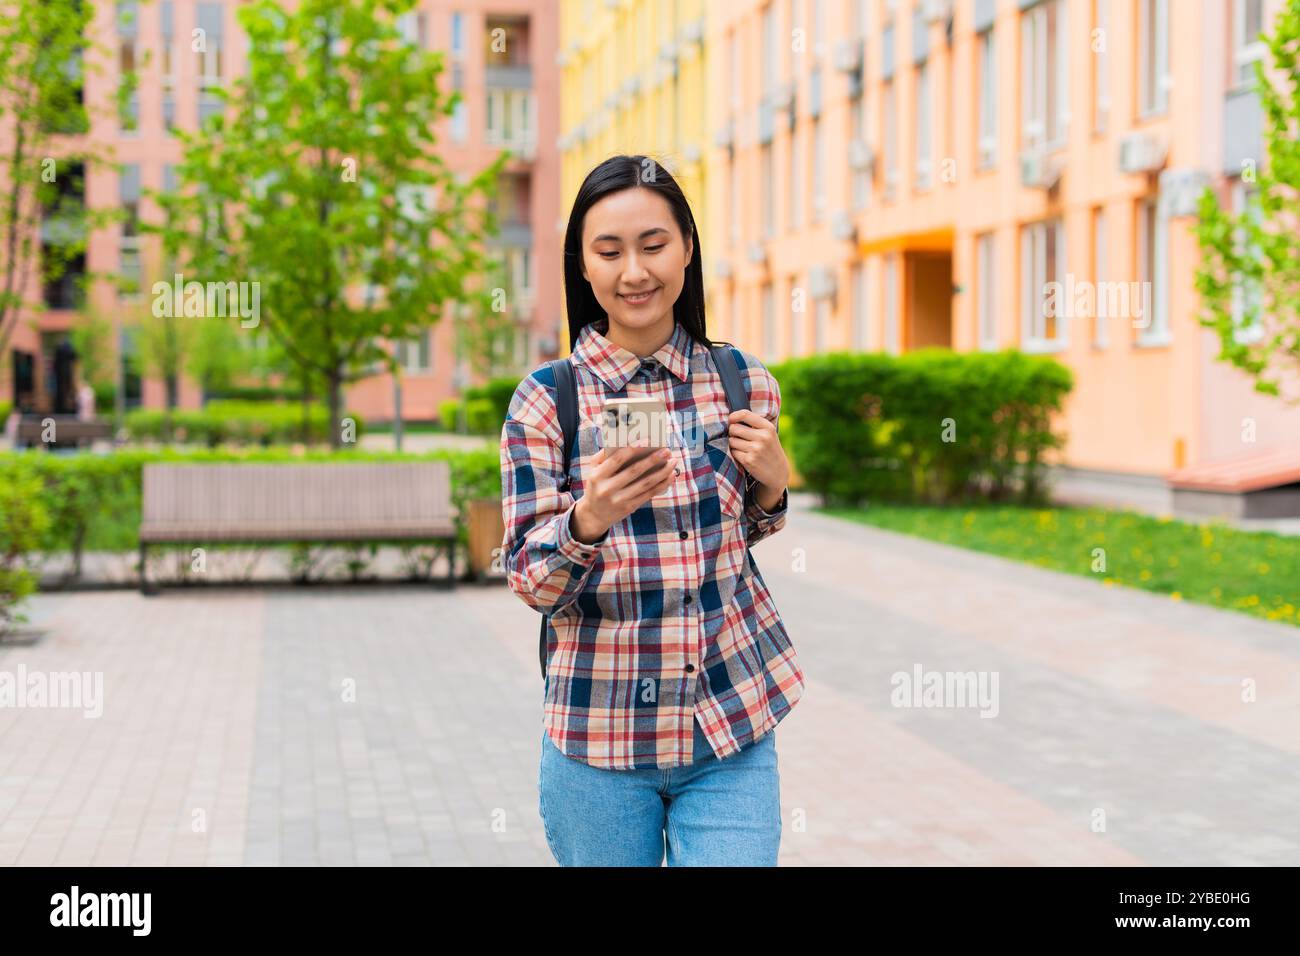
[570,319,694,391]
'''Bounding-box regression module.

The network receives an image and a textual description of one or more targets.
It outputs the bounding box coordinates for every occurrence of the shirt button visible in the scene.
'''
[679,531,688,539]
[685,664,695,673]
[684,594,693,605]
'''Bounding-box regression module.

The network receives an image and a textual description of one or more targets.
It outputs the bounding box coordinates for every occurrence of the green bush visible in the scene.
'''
[463,398,496,434]
[438,397,462,432]
[0,445,502,574]
[774,349,1073,507]
[0,459,49,631]
[205,384,306,403]
[92,382,115,414]
[124,400,366,446]
[0,399,11,423]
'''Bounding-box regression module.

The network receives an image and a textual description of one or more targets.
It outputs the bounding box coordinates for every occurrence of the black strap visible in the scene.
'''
[537,343,753,681]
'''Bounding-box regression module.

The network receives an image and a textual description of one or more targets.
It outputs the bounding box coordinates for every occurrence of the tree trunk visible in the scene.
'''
[328,371,343,450]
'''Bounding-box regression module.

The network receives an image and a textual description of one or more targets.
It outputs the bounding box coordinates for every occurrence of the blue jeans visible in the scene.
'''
[538,717,782,866]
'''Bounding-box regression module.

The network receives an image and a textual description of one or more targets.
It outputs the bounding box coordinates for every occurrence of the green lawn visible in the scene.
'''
[819,503,1300,628]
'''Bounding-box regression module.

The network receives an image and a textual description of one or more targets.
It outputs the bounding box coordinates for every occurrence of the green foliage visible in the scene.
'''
[0,400,12,423]
[123,400,367,447]
[438,397,463,432]
[1193,0,1300,400]
[463,398,496,435]
[776,350,1073,507]
[0,459,50,631]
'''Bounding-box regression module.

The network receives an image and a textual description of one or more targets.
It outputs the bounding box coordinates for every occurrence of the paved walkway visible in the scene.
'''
[2,492,1297,866]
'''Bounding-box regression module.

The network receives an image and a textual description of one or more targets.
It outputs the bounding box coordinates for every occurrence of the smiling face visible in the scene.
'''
[579,186,694,337]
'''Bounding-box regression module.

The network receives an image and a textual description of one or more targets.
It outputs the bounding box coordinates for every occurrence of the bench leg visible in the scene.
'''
[139,542,158,596]
[445,539,456,587]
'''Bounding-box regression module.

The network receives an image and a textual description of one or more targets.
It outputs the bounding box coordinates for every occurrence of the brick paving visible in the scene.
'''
[2,492,1297,866]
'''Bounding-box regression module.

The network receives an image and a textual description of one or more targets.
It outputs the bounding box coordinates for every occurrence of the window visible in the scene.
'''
[117,2,139,134]
[788,128,802,229]
[812,117,825,219]
[1021,219,1066,350]
[762,283,775,360]
[1092,0,1109,132]
[883,254,899,354]
[451,12,464,56]
[486,90,535,151]
[977,233,996,350]
[161,0,174,85]
[914,61,931,189]
[451,63,467,143]
[399,332,432,372]
[1230,179,1264,344]
[1021,0,1067,151]
[1234,0,1266,88]
[196,2,224,85]
[790,277,804,358]
[1137,197,1169,343]
[882,80,897,197]
[119,164,141,300]
[1138,0,1170,117]
[729,30,741,111]
[851,91,870,209]
[763,3,777,99]
[814,298,830,351]
[977,28,996,168]
[852,260,868,349]
[729,157,741,247]
[1092,208,1108,347]
[762,143,775,238]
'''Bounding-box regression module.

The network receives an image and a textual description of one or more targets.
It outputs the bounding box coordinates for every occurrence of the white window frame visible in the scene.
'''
[1020,218,1067,352]
[1092,207,1108,347]
[814,297,830,351]
[1234,0,1267,89]
[1093,0,1109,133]
[1136,196,1170,346]
[812,117,826,219]
[1021,0,1068,152]
[977,29,997,169]
[762,142,775,238]
[762,283,775,360]
[789,128,802,229]
[882,80,898,198]
[1138,0,1170,118]
[976,233,997,351]
[915,61,931,190]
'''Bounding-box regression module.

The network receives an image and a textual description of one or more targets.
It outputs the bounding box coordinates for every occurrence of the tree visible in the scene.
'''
[148,0,507,448]
[0,0,112,371]
[1194,0,1300,402]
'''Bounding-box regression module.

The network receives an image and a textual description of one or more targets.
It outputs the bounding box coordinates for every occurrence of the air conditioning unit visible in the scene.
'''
[1118,132,1167,174]
[713,120,734,148]
[603,0,619,9]
[809,265,837,299]
[746,242,768,266]
[848,138,877,173]
[1019,150,1063,190]
[770,81,796,111]
[923,0,954,23]
[682,142,701,163]
[830,210,857,242]
[659,40,678,63]
[1159,167,1211,217]
[680,18,704,45]
[714,258,733,280]
[833,38,863,73]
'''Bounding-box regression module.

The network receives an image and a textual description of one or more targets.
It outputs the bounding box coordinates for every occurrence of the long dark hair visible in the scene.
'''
[562,154,725,355]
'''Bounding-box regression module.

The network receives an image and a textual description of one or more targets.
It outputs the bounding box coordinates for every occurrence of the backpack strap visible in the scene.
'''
[539,357,579,682]
[708,343,751,417]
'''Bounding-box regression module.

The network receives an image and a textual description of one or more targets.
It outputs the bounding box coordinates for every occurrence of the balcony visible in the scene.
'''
[485,64,533,90]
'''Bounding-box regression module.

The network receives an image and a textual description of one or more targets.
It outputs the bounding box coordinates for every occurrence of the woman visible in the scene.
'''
[499,155,805,866]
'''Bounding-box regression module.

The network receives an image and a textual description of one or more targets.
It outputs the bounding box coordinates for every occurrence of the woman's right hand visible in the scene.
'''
[570,444,678,544]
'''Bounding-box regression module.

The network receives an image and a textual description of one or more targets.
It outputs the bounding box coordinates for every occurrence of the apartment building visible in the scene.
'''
[702,0,1297,485]
[3,0,559,424]
[556,0,709,304]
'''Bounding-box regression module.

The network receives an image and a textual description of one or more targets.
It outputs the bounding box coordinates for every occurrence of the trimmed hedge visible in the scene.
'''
[124,400,367,446]
[0,399,11,423]
[0,445,501,579]
[0,458,48,630]
[771,349,1073,506]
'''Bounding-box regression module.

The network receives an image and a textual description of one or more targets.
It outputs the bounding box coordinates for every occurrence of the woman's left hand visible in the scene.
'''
[726,409,790,494]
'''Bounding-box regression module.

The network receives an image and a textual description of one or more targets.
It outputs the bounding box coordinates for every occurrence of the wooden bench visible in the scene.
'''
[1165,448,1300,520]
[138,461,458,593]
[14,415,113,449]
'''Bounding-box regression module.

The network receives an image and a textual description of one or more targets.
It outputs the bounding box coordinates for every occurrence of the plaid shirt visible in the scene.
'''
[500,319,805,770]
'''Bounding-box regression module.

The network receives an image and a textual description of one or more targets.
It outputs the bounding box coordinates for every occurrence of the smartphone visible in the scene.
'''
[601,396,670,450]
